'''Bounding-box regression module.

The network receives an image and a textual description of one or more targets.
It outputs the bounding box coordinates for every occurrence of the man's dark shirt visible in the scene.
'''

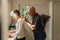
[32,13,46,40]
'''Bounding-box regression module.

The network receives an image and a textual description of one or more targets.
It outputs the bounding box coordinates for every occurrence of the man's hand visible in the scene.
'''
[26,22,36,30]
[31,25,36,30]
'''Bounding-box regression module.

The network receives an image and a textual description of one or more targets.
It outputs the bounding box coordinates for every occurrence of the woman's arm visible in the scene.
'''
[10,21,23,37]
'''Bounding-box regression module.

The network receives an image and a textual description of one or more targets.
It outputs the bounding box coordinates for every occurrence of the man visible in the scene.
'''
[9,10,26,40]
[26,7,46,40]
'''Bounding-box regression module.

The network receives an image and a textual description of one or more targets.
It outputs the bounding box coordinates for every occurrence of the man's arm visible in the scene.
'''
[26,17,42,31]
[26,22,36,30]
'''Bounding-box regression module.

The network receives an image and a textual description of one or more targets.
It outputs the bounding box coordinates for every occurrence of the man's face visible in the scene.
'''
[28,7,35,17]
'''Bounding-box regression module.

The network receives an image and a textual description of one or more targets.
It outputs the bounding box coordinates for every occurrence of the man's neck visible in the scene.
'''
[32,13,37,18]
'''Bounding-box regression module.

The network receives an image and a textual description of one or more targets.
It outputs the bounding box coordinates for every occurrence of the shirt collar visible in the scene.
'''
[17,18,21,22]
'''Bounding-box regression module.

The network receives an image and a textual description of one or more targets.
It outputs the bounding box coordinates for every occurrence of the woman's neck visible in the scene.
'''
[17,16,21,20]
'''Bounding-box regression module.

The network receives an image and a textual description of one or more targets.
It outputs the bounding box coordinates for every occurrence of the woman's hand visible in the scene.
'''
[8,30,16,37]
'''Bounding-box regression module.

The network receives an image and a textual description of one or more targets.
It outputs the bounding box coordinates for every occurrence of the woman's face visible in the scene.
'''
[12,14,17,20]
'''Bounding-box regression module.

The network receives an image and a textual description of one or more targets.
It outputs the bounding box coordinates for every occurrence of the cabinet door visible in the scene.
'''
[53,2,60,40]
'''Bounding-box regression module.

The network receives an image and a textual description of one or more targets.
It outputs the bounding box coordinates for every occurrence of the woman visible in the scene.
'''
[9,10,26,40]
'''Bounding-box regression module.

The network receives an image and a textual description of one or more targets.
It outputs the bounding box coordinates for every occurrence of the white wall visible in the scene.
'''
[12,0,50,40]
[12,0,49,14]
